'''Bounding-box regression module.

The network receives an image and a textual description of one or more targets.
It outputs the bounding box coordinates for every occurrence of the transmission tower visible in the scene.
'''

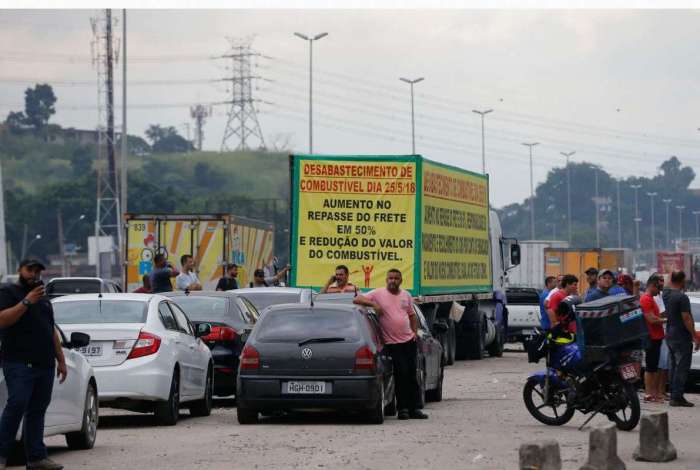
[190,104,212,151]
[90,9,121,278]
[220,37,266,151]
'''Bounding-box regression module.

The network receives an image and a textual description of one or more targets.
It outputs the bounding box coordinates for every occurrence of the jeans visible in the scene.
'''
[0,361,54,462]
[384,339,420,411]
[667,340,693,401]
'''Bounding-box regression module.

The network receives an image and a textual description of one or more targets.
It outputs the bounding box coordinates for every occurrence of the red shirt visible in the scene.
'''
[550,289,577,333]
[640,293,664,340]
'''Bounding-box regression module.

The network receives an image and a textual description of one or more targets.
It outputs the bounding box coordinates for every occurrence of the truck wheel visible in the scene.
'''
[462,315,486,360]
[488,325,505,358]
[447,319,456,365]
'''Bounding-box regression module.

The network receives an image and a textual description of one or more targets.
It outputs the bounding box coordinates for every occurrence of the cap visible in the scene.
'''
[19,258,46,271]
[598,269,615,278]
[585,267,599,276]
[254,269,265,277]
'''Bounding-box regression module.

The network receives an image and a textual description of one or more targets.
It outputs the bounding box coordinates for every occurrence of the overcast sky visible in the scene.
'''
[1,9,700,207]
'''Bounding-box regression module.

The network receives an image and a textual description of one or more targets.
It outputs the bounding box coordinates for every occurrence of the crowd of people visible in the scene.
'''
[538,268,700,408]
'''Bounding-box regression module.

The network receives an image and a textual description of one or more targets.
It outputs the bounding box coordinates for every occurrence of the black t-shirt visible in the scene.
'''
[0,283,56,367]
[216,277,238,291]
[662,287,692,343]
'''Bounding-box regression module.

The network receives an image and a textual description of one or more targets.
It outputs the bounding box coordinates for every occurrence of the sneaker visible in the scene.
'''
[409,409,429,419]
[669,398,695,407]
[397,409,410,420]
[26,458,64,470]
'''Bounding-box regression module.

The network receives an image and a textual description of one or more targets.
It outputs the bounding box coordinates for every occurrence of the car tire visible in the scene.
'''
[425,362,444,403]
[416,362,427,409]
[189,365,213,417]
[236,404,259,425]
[65,381,99,450]
[155,369,180,426]
[384,389,397,416]
[465,315,486,360]
[367,380,385,425]
[488,324,505,358]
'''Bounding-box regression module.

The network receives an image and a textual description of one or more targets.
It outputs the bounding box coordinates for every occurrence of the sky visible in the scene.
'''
[1,8,700,207]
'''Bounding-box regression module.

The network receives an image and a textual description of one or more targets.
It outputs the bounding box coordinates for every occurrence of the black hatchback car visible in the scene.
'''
[165,291,260,397]
[236,302,396,425]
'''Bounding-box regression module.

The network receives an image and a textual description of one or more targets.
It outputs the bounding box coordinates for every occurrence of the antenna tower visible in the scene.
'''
[90,9,121,278]
[190,104,212,151]
[220,37,266,151]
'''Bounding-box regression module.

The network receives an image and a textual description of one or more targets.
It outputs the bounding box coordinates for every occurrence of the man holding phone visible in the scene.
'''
[150,253,179,294]
[0,259,66,470]
[320,265,357,294]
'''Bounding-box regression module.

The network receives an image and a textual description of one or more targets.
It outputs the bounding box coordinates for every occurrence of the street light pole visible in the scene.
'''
[560,151,575,244]
[472,109,493,174]
[294,32,328,154]
[662,198,672,248]
[21,233,41,260]
[400,77,424,154]
[693,210,700,239]
[676,205,685,245]
[522,142,539,240]
[616,180,622,248]
[60,213,86,277]
[595,169,600,248]
[630,184,642,250]
[647,192,657,252]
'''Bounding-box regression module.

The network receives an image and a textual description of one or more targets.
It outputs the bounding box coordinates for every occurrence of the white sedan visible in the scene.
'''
[0,326,98,450]
[689,296,700,384]
[52,294,213,425]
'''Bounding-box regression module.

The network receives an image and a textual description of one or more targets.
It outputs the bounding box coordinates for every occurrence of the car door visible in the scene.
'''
[414,305,441,388]
[168,301,206,398]
[45,327,83,428]
[157,302,188,393]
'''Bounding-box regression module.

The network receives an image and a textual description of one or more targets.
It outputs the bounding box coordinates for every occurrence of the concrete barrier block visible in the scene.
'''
[519,440,562,470]
[633,412,677,462]
[579,423,626,470]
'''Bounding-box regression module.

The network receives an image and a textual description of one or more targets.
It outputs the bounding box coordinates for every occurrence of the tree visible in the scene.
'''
[5,111,29,133]
[145,124,193,153]
[23,84,56,132]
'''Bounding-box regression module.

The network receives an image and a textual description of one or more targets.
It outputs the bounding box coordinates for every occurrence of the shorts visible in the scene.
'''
[658,339,669,370]
[645,338,662,372]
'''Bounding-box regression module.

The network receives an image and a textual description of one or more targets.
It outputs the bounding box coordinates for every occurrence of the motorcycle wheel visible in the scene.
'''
[606,381,640,431]
[522,378,575,426]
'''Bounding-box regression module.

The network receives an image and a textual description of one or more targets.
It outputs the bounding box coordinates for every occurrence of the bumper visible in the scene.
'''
[213,365,237,396]
[237,375,382,412]
[94,354,173,403]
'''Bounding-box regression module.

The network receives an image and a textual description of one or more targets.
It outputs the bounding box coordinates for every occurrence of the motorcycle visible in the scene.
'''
[523,330,642,431]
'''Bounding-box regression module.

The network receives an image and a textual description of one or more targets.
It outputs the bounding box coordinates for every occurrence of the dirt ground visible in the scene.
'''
[42,349,700,469]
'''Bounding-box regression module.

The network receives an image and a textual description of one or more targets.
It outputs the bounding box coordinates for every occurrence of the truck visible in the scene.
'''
[288,154,520,360]
[544,248,634,292]
[507,240,569,288]
[657,251,696,286]
[123,213,275,291]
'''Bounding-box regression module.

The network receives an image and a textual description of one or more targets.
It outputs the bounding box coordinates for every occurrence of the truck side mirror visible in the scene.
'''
[510,243,521,267]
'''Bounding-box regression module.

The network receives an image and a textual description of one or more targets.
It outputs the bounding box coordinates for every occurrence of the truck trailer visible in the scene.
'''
[288,154,520,360]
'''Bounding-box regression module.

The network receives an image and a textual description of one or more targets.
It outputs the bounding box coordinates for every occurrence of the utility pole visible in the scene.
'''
[616,180,622,248]
[595,169,600,248]
[121,8,127,287]
[676,205,685,246]
[400,77,424,154]
[693,210,700,239]
[294,32,328,154]
[57,210,66,276]
[522,142,539,240]
[647,192,657,252]
[472,109,493,174]
[630,184,642,250]
[560,151,575,244]
[662,198,672,248]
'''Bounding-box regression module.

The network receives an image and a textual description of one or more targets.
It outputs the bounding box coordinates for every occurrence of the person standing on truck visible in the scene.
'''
[546,274,579,333]
[320,265,358,294]
[0,259,67,470]
[640,274,666,402]
[216,263,239,291]
[539,276,557,330]
[663,271,700,407]
[250,265,291,288]
[150,254,179,294]
[353,268,427,420]
[176,254,202,292]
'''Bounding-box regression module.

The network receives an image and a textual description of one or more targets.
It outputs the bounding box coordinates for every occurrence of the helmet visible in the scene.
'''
[556,295,581,322]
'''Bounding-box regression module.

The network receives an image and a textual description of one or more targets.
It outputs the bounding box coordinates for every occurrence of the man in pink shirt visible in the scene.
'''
[354,268,427,420]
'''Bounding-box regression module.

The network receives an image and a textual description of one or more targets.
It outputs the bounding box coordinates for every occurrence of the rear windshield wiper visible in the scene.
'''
[298,337,346,346]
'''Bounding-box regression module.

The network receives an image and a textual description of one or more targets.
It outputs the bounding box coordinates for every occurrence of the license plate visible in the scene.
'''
[79,345,103,357]
[619,363,639,380]
[283,381,327,394]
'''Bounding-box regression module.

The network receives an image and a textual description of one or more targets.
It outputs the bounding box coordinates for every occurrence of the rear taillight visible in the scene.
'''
[354,346,375,371]
[202,326,237,343]
[240,344,260,370]
[127,331,161,360]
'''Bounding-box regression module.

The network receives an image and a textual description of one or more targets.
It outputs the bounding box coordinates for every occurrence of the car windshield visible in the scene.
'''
[239,292,302,311]
[47,280,101,295]
[169,296,237,324]
[256,309,360,343]
[52,300,147,324]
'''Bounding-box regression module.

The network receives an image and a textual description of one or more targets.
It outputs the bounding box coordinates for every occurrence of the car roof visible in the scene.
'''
[51,293,161,303]
[264,301,365,314]
[48,277,107,282]
[163,291,239,298]
[233,287,311,295]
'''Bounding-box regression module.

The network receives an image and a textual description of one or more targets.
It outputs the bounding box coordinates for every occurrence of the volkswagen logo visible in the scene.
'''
[301,347,313,360]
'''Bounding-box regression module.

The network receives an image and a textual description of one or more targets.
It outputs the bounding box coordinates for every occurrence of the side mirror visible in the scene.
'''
[195,323,212,338]
[69,332,90,349]
[510,242,521,267]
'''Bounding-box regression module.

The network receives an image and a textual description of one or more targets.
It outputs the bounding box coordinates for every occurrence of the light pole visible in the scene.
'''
[693,210,700,239]
[21,234,41,259]
[616,180,622,248]
[62,214,86,276]
[400,77,424,154]
[522,142,539,240]
[647,192,657,252]
[594,169,600,247]
[472,109,493,174]
[662,198,672,248]
[294,32,328,154]
[630,184,642,250]
[560,151,575,244]
[676,205,685,245]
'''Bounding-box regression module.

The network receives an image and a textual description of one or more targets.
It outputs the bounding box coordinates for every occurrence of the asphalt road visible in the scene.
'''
[41,349,700,469]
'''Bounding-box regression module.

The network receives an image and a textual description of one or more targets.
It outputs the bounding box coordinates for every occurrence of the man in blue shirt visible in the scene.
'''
[585,270,621,301]
[539,276,557,330]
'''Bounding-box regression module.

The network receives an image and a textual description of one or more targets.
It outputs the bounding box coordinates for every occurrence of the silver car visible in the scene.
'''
[230,287,313,312]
